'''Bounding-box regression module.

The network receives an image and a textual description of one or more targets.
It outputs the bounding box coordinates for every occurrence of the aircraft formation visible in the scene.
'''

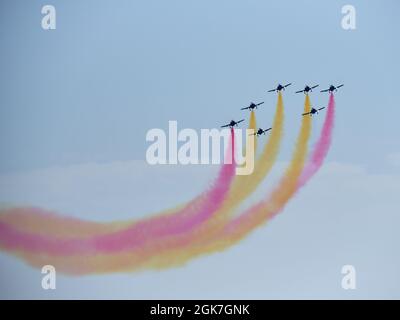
[221,83,343,131]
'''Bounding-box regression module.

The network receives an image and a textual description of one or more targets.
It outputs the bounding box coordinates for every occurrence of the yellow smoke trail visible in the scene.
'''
[6,95,286,275]
[147,94,312,270]
[0,209,120,238]
[0,115,256,238]
[249,110,257,152]
[0,207,178,238]
[0,96,279,239]
[178,93,284,234]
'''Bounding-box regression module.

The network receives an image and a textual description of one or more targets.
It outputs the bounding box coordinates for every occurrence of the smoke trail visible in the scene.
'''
[139,94,312,270]
[196,92,284,229]
[150,93,335,270]
[0,123,243,238]
[0,94,287,274]
[297,93,335,187]
[0,130,236,255]
[0,112,259,238]
[0,95,279,241]
[0,95,288,274]
[249,110,257,152]
[17,93,334,275]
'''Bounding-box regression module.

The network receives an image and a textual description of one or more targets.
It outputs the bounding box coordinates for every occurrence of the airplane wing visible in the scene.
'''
[284,83,292,87]
[265,128,272,132]
[295,90,304,94]
[241,107,250,110]
[256,102,265,106]
[302,112,311,116]
[337,84,344,88]
[267,89,276,92]
[237,119,245,124]
[311,85,319,89]
[320,89,329,92]
[221,124,230,128]
[248,133,257,136]
[317,107,326,111]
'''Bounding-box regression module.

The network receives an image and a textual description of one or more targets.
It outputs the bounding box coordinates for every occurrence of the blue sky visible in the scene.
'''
[1,0,399,172]
[0,0,399,299]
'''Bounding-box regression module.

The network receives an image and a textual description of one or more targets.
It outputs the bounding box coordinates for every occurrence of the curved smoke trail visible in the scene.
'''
[0,111,259,238]
[148,93,335,271]
[0,94,289,274]
[0,94,282,242]
[297,93,335,187]
[0,130,235,254]
[141,94,313,270]
[0,93,336,276]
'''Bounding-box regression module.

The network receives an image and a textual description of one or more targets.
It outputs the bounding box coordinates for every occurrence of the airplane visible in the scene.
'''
[241,102,264,111]
[249,127,272,136]
[302,107,325,116]
[221,119,245,128]
[321,84,344,93]
[267,83,292,93]
[296,85,319,94]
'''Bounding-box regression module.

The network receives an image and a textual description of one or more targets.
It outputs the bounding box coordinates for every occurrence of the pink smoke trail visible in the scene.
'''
[0,129,236,255]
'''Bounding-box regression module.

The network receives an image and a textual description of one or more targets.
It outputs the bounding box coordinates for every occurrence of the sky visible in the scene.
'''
[0,0,399,299]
